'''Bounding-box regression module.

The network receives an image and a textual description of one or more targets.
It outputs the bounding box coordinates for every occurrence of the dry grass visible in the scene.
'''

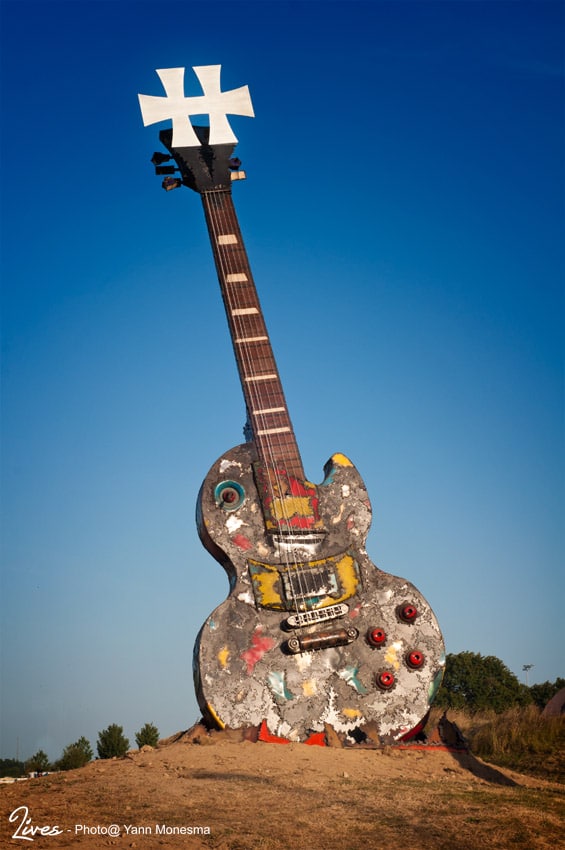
[427,705,565,783]
[1,739,564,850]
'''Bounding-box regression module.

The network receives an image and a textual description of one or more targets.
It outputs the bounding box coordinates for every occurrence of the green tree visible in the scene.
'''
[529,677,565,709]
[24,750,51,774]
[0,758,25,778]
[135,722,160,749]
[435,651,531,713]
[56,736,93,771]
[96,724,130,759]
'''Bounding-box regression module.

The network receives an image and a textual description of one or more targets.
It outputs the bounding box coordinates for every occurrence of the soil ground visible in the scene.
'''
[1,729,563,850]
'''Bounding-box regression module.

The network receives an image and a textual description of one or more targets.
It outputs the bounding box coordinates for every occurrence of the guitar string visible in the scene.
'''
[202,189,312,619]
[212,186,317,621]
[203,191,296,534]
[204,189,311,619]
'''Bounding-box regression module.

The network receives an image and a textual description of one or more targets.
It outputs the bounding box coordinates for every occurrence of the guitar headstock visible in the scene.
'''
[138,64,254,194]
[155,127,240,194]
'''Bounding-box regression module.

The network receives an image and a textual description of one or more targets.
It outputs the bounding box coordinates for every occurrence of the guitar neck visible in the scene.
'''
[201,188,305,481]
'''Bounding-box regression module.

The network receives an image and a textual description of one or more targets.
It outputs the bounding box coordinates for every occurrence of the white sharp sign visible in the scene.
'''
[138,65,254,147]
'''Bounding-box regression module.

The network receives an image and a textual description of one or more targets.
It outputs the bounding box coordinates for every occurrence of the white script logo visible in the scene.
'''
[9,806,63,841]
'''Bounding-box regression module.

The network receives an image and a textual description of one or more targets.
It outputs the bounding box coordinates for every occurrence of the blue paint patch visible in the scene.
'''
[338,664,368,694]
[267,671,294,701]
[428,667,445,704]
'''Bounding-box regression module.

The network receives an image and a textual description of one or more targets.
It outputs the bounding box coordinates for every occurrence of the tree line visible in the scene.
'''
[3,653,563,777]
[3,722,159,777]
[434,652,564,714]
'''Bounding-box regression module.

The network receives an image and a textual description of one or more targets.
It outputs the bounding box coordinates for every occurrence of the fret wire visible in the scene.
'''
[202,187,315,622]
[202,188,304,478]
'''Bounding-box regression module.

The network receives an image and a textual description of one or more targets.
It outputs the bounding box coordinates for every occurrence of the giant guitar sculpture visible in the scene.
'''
[139,65,445,743]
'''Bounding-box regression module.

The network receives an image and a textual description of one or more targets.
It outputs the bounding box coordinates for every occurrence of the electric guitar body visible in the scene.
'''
[195,444,444,742]
[139,65,445,743]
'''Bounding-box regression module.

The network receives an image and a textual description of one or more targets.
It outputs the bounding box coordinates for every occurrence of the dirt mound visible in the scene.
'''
[1,728,563,850]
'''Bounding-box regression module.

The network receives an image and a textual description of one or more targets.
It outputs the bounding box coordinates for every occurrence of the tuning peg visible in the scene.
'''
[162,177,182,192]
[151,151,172,166]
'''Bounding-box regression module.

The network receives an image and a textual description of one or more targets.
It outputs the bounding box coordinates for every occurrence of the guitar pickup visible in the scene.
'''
[285,603,349,629]
[286,626,359,655]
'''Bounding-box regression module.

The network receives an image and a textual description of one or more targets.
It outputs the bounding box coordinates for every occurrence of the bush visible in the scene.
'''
[435,651,531,713]
[135,722,159,749]
[96,724,130,759]
[529,677,565,709]
[57,737,93,771]
[0,758,25,778]
[24,750,50,774]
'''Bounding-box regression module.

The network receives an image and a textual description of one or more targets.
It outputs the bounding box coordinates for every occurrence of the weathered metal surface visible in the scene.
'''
[195,444,445,743]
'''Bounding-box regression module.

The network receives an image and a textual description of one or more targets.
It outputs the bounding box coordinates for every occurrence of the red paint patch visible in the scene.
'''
[288,515,315,529]
[240,627,276,674]
[399,718,427,741]
[258,719,290,744]
[232,533,252,551]
[304,731,326,747]
[289,477,315,497]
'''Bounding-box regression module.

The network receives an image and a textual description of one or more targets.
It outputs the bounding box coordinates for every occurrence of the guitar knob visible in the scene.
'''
[214,480,245,511]
[376,671,395,690]
[398,603,418,623]
[406,650,425,669]
[367,627,387,647]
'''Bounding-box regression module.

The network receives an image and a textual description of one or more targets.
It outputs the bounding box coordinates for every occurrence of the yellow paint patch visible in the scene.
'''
[332,453,353,467]
[335,554,360,599]
[302,680,317,696]
[250,563,283,608]
[385,644,401,671]
[217,646,230,668]
[206,703,225,729]
[271,496,313,521]
[342,708,362,719]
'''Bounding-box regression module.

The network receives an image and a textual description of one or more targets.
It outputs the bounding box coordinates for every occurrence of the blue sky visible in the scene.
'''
[1,0,563,762]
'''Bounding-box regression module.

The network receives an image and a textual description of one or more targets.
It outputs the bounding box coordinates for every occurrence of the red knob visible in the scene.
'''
[376,671,395,690]
[367,627,387,646]
[406,650,425,669]
[399,603,418,622]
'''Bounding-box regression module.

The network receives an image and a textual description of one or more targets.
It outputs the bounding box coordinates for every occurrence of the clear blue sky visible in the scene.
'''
[1,1,563,762]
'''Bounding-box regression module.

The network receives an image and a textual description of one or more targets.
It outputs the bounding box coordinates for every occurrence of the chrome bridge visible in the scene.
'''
[286,626,359,655]
[285,602,349,629]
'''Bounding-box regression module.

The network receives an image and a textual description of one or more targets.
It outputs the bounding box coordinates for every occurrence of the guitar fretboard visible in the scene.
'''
[201,189,305,481]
